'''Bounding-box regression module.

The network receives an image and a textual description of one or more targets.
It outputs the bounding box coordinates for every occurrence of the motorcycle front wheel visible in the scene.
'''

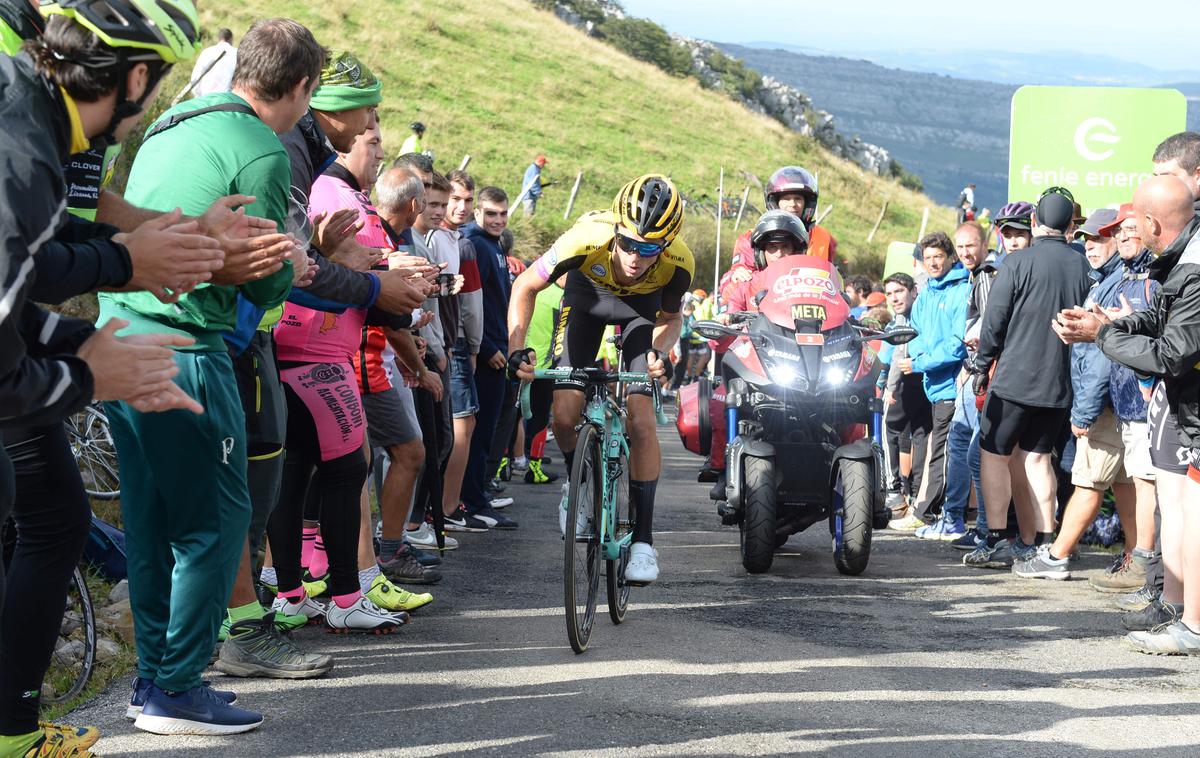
[739,455,777,574]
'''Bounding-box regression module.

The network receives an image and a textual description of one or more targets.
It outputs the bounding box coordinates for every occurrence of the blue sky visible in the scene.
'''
[620,0,1199,73]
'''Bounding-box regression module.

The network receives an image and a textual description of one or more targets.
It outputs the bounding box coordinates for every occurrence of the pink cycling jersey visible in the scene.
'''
[274,172,381,365]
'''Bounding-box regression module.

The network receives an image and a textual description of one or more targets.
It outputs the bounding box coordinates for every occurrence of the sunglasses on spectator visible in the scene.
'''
[615,228,664,257]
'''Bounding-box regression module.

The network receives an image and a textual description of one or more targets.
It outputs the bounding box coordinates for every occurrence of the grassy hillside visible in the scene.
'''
[152,0,955,280]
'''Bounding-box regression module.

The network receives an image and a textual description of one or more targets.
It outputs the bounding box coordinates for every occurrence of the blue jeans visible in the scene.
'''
[943,380,985,528]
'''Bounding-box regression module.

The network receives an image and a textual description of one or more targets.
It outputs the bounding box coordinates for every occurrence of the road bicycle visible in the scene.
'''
[522,364,666,653]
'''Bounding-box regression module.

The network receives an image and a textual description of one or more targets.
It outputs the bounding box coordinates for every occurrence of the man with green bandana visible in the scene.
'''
[96,18,324,735]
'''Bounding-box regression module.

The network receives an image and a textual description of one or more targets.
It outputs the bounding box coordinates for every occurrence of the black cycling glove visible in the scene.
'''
[507,348,535,381]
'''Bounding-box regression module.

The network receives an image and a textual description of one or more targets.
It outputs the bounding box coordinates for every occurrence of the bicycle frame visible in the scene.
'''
[522,368,661,560]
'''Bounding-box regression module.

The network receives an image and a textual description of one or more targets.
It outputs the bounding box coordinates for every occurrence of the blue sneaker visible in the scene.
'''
[1012,537,1038,563]
[950,527,986,551]
[133,682,262,735]
[915,517,967,541]
[125,676,236,719]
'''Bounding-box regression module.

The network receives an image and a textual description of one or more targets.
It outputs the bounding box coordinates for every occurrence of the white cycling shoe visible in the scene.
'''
[325,595,406,634]
[271,592,328,624]
[557,484,589,537]
[625,542,659,584]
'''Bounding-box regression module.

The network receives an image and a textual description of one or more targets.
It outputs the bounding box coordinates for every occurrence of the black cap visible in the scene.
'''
[1036,193,1074,233]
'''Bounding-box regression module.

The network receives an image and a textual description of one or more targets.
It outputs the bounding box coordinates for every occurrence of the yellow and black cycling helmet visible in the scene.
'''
[613,174,684,243]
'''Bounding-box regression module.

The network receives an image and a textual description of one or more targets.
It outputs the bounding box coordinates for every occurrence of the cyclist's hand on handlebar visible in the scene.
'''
[646,349,667,380]
[507,348,536,381]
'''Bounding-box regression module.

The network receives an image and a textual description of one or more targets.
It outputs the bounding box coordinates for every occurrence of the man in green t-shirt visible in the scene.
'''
[97,18,325,737]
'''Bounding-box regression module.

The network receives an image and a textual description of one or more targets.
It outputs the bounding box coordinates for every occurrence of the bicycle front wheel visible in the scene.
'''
[66,404,121,500]
[41,566,97,706]
[564,423,603,654]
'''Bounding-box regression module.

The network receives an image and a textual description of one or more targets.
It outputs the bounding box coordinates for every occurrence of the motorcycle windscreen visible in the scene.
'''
[755,255,850,337]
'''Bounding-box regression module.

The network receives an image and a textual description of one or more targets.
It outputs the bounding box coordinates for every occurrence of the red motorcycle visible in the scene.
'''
[676,256,915,575]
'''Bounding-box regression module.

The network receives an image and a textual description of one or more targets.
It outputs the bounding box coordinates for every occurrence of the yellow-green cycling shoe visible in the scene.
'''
[366,573,433,612]
[219,608,308,641]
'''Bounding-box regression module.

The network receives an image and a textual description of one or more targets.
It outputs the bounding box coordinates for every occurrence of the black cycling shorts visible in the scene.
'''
[979,394,1067,456]
[1148,381,1189,475]
[549,269,666,396]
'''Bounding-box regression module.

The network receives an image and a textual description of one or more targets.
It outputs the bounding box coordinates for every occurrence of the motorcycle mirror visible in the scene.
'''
[692,320,737,340]
[882,326,918,345]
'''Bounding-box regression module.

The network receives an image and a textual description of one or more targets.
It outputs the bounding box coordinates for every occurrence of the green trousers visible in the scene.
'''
[106,350,250,693]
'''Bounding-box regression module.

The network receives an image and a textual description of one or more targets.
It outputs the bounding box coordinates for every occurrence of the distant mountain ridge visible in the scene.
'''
[721,42,1200,208]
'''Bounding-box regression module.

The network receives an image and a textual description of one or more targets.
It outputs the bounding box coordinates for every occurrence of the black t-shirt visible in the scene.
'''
[976,235,1092,408]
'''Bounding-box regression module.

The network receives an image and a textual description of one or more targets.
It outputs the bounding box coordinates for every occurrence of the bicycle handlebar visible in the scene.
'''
[519,367,667,425]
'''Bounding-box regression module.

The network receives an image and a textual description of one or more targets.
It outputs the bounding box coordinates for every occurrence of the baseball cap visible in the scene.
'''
[1073,208,1119,240]
[865,292,887,308]
[1099,203,1136,236]
[1035,193,1074,233]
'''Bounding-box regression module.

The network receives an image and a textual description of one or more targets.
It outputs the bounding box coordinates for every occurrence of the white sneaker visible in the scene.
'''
[324,595,406,633]
[271,592,328,623]
[558,483,589,537]
[512,456,530,473]
[625,542,659,584]
[490,495,514,510]
[405,523,459,550]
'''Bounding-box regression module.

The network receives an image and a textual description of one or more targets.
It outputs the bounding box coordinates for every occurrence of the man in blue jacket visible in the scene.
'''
[892,231,971,530]
[461,187,518,528]
[521,155,547,216]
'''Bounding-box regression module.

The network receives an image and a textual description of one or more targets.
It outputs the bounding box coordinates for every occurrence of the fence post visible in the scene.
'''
[563,170,583,221]
[866,200,890,243]
[458,154,471,171]
[732,185,751,232]
[918,206,930,240]
[713,167,724,296]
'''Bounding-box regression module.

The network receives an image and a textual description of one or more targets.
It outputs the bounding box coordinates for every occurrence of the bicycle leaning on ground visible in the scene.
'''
[521,362,667,654]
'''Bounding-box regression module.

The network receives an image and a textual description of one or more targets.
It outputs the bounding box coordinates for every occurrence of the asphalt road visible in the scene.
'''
[74,420,1200,757]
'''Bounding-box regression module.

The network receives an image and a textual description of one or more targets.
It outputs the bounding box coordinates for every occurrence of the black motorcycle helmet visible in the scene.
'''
[750,210,809,269]
[764,166,819,228]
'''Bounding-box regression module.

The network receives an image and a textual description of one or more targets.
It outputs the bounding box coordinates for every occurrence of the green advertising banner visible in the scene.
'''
[883,240,917,280]
[1008,86,1187,215]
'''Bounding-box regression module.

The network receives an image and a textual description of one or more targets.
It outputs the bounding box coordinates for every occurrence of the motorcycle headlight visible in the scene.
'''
[770,363,798,387]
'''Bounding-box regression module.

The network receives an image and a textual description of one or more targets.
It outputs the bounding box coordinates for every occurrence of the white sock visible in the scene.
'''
[359,565,381,594]
[514,456,529,467]
[259,566,277,586]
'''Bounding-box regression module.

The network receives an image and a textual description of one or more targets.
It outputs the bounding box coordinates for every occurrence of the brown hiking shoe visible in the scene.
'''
[1089,552,1147,593]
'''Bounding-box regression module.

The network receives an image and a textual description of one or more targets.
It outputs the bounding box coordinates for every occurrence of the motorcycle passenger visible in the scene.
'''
[507,174,693,584]
[721,166,837,299]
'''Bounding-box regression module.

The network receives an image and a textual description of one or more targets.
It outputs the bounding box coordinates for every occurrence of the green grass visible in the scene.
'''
[122,0,956,281]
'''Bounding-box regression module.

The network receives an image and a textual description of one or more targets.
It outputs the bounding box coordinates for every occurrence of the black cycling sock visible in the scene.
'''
[987,529,1007,548]
[1035,531,1054,546]
[631,479,658,545]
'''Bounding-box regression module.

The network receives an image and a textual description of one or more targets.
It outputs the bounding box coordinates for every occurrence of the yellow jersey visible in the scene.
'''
[532,210,695,306]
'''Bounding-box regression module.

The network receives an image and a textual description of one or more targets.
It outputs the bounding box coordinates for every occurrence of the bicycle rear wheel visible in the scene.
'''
[41,566,96,705]
[66,404,120,500]
[606,446,633,625]
[564,423,602,654]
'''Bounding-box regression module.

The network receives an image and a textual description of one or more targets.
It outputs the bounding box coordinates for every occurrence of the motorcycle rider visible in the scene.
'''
[721,210,810,316]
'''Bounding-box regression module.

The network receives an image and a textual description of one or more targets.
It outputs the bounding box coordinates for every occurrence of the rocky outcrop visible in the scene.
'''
[540,1,895,176]
[674,36,893,176]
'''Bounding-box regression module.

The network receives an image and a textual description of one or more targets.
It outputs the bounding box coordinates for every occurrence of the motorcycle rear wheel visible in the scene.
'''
[739,455,776,574]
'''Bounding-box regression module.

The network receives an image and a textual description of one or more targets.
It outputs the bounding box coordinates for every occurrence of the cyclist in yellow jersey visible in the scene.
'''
[508,175,693,584]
